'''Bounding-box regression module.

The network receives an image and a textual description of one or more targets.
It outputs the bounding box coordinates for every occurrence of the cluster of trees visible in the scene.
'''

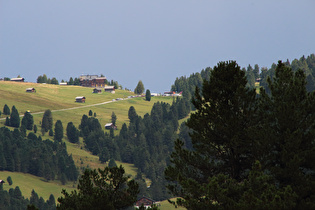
[57,165,139,209]
[79,95,191,200]
[0,126,78,184]
[165,60,315,209]
[36,74,59,85]
[0,185,55,210]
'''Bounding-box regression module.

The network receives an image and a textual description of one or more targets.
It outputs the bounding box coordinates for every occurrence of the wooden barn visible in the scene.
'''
[75,96,86,103]
[11,77,25,82]
[135,197,157,209]
[26,88,36,93]
[105,123,117,130]
[104,86,115,93]
[93,88,102,93]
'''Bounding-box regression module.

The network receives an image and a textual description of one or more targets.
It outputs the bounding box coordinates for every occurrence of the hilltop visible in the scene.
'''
[0,81,174,203]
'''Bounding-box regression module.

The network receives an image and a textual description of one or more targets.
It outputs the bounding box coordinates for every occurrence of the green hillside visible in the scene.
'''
[0,81,176,206]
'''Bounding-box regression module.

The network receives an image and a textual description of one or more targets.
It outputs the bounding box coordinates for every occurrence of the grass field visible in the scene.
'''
[0,81,183,208]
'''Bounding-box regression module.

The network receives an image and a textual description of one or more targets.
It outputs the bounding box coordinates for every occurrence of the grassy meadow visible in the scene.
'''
[0,81,179,206]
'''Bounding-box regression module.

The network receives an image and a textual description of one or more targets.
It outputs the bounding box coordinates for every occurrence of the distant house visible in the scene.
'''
[105,123,117,130]
[59,82,67,85]
[104,86,115,93]
[93,88,102,93]
[26,88,36,93]
[135,197,157,209]
[75,96,86,103]
[79,75,107,87]
[11,77,25,82]
[0,180,5,184]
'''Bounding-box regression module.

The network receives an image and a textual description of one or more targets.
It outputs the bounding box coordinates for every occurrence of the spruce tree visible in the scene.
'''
[54,120,63,141]
[42,109,53,132]
[21,111,34,130]
[145,89,151,101]
[257,61,315,208]
[3,104,10,115]
[165,61,258,208]
[10,105,20,128]
[134,80,144,95]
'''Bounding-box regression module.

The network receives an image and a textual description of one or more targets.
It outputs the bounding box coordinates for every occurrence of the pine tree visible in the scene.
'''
[257,61,315,208]
[54,120,63,141]
[165,61,258,208]
[21,111,34,130]
[3,104,10,115]
[42,109,53,132]
[134,80,144,95]
[10,105,20,128]
[111,112,117,126]
[145,89,151,101]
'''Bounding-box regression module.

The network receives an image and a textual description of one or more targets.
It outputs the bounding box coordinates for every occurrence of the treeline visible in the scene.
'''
[0,185,55,210]
[36,74,120,89]
[0,127,78,184]
[79,97,191,200]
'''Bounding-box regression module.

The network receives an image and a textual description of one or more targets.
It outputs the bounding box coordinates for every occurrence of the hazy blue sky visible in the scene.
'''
[1,1,314,93]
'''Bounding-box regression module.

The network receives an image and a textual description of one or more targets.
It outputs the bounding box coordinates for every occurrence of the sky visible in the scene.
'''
[1,1,314,93]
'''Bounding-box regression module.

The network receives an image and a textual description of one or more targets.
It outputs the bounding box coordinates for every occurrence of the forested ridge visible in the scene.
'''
[1,53,315,209]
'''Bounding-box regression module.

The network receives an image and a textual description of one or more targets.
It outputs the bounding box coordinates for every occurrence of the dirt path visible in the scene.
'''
[0,99,121,121]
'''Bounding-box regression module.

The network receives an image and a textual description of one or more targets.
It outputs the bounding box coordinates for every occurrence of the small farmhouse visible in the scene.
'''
[26,88,36,93]
[59,82,67,85]
[104,86,115,93]
[93,88,102,93]
[11,78,25,82]
[75,96,86,103]
[135,197,157,209]
[105,123,117,130]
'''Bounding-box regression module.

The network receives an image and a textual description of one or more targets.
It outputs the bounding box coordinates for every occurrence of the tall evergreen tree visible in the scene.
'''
[165,61,259,208]
[257,61,315,208]
[111,112,117,126]
[3,104,10,115]
[145,89,151,101]
[41,109,53,132]
[54,120,64,141]
[66,122,79,143]
[10,105,20,128]
[134,80,144,95]
[21,111,34,130]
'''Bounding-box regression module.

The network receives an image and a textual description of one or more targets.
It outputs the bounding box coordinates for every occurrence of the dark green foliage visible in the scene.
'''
[5,117,10,126]
[93,112,96,117]
[128,106,138,123]
[108,158,117,168]
[49,128,53,137]
[145,89,151,101]
[7,176,12,185]
[37,74,48,83]
[166,60,315,209]
[29,189,56,210]
[22,111,34,130]
[134,80,145,95]
[3,104,10,115]
[111,111,117,126]
[57,166,139,210]
[0,126,78,181]
[88,110,92,116]
[54,120,63,141]
[10,105,20,128]
[50,77,59,85]
[41,109,53,132]
[34,124,37,133]
[66,122,79,143]
[256,61,315,208]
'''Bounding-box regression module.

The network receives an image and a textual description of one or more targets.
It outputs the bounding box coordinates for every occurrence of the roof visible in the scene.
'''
[11,77,24,81]
[75,96,86,100]
[105,123,113,127]
[104,86,115,89]
[26,88,35,90]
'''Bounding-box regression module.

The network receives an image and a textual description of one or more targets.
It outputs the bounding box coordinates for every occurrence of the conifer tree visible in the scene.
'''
[42,109,53,132]
[145,89,151,101]
[54,120,63,141]
[10,105,20,128]
[3,104,10,115]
